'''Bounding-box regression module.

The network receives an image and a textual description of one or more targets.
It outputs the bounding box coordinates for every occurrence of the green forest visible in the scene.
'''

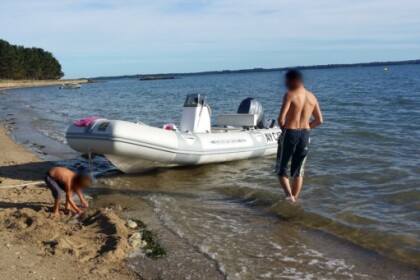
[0,39,63,80]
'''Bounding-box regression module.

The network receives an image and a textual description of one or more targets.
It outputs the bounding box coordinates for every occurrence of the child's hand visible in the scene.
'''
[77,209,85,216]
[81,200,89,208]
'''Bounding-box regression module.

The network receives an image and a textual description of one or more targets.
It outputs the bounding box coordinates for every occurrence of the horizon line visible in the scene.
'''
[87,58,420,80]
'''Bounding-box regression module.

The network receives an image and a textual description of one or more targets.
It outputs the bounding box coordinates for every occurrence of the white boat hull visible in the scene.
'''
[66,119,281,173]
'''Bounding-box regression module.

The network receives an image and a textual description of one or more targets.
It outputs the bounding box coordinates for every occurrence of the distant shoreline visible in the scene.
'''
[93,58,420,80]
[0,79,89,91]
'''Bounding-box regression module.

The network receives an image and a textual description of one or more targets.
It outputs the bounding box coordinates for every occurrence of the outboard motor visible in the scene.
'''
[237,98,265,129]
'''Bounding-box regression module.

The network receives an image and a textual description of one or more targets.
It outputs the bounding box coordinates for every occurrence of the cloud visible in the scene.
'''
[1,0,419,77]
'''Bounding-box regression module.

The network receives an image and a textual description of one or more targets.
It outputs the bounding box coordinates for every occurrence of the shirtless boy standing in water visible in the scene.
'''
[44,166,92,218]
[277,70,323,202]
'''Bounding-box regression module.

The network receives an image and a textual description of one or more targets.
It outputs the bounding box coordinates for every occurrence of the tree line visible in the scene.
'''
[0,39,64,80]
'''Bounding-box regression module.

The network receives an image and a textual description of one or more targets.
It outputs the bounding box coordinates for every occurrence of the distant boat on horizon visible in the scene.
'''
[59,83,81,89]
[139,76,177,81]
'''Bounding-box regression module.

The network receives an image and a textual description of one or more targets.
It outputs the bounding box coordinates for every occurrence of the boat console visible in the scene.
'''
[180,94,211,133]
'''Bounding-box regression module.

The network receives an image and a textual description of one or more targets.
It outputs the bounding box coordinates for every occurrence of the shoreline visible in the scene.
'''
[0,124,138,279]
[0,79,89,91]
[0,123,225,279]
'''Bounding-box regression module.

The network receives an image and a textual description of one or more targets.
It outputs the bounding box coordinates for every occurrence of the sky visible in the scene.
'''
[1,0,419,78]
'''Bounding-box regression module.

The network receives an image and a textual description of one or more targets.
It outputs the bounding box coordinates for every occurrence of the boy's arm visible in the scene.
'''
[278,93,291,129]
[309,99,323,129]
[65,179,83,214]
[76,188,89,208]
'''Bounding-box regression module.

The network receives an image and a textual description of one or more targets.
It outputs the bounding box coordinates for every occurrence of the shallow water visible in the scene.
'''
[1,65,419,278]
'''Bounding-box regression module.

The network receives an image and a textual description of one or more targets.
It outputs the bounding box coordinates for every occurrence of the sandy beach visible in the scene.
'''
[0,125,138,280]
[0,79,88,91]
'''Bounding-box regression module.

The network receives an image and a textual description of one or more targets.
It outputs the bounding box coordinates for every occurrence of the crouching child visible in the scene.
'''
[44,166,92,218]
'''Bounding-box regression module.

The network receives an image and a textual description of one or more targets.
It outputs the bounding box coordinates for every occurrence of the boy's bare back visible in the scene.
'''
[48,166,76,187]
[283,89,320,129]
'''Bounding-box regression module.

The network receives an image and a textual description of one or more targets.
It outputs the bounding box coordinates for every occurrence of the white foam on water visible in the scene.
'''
[38,128,66,144]
[197,245,227,278]
[281,256,299,263]
[269,241,282,250]
[308,259,319,265]
[206,213,227,221]
[259,272,272,278]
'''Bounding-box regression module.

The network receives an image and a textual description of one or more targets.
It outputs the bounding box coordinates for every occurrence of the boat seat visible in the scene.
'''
[217,114,258,127]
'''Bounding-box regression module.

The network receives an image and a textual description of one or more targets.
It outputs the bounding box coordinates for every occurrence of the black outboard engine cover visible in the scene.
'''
[237,98,265,129]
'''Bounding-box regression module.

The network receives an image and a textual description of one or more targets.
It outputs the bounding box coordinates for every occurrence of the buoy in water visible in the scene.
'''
[384,67,388,71]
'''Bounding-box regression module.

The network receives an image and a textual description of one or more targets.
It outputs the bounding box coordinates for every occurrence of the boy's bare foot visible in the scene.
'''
[65,207,77,215]
[52,212,60,220]
[285,196,297,203]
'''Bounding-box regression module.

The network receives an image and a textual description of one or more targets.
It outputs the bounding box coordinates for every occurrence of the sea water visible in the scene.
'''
[1,65,419,278]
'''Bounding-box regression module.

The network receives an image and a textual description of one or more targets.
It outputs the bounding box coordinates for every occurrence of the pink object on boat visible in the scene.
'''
[75,117,102,127]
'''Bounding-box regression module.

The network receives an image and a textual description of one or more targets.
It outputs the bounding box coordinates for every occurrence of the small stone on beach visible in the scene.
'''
[130,239,141,248]
[129,232,142,240]
[129,232,142,248]
[126,220,137,229]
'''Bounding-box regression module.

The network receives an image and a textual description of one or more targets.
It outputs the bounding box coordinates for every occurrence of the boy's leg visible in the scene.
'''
[53,198,60,218]
[275,133,284,173]
[277,130,296,201]
[65,199,76,214]
[65,190,78,214]
[292,177,303,199]
[278,176,295,202]
[290,132,310,200]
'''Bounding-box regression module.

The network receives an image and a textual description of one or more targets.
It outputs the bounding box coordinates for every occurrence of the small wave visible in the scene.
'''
[215,185,420,268]
[343,130,388,141]
[38,128,66,144]
[395,96,418,106]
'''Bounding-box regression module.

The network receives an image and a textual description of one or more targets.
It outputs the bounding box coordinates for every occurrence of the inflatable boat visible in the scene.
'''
[66,94,281,173]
